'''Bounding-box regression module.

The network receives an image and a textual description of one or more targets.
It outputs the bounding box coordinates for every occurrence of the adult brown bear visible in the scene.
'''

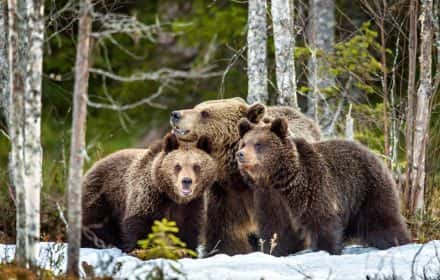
[81,134,216,252]
[236,117,411,255]
[169,97,320,255]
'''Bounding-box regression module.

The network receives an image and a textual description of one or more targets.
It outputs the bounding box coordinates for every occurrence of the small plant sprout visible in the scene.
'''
[133,219,197,260]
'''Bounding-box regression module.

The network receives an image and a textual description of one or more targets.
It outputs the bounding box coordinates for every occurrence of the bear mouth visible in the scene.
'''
[180,188,193,197]
[172,126,190,136]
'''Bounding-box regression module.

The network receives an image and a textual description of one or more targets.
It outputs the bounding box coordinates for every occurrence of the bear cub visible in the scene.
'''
[236,117,410,255]
[81,133,216,252]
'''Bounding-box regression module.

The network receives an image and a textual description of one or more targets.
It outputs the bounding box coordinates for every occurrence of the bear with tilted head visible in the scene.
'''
[236,117,411,255]
[81,133,216,252]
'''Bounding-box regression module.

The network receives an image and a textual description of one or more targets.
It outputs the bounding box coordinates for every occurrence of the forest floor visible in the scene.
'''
[1,241,440,279]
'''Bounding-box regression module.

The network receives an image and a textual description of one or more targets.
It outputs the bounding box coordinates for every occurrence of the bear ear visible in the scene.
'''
[164,133,179,153]
[246,103,266,124]
[270,117,288,139]
[238,118,254,138]
[196,136,213,155]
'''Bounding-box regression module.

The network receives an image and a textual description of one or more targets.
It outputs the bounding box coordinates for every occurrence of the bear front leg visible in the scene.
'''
[203,187,254,255]
[120,215,154,253]
[255,188,305,256]
[309,220,343,255]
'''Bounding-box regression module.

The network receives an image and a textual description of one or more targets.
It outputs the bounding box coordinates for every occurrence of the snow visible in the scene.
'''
[1,241,440,279]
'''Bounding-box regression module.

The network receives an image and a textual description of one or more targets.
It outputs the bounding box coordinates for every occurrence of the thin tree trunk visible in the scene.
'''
[271,0,297,107]
[411,0,433,215]
[247,0,268,104]
[405,0,418,211]
[379,1,390,168]
[7,0,44,268]
[7,0,28,267]
[306,0,335,120]
[67,0,92,276]
[345,103,354,141]
[23,0,44,265]
[0,1,8,121]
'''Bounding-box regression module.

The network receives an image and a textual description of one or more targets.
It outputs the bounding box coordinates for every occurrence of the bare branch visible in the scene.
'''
[89,66,223,82]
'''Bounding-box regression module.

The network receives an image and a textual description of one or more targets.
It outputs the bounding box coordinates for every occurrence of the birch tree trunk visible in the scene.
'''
[7,0,44,267]
[23,0,44,265]
[247,0,268,104]
[7,0,28,266]
[0,1,8,121]
[411,0,433,216]
[306,0,335,120]
[405,0,418,211]
[345,103,354,141]
[271,0,297,107]
[67,0,92,276]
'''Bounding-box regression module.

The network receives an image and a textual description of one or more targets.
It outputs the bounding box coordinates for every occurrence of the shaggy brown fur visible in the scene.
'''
[237,117,411,255]
[246,103,321,142]
[169,98,320,255]
[81,134,216,252]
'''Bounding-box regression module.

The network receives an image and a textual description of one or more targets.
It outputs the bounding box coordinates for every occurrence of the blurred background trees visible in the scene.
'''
[0,0,439,253]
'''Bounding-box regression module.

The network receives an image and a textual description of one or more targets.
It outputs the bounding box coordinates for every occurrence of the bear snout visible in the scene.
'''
[170,111,182,123]
[236,151,246,163]
[181,177,193,188]
[180,177,194,196]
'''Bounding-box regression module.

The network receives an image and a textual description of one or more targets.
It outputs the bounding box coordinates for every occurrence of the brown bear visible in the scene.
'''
[169,97,321,255]
[81,133,217,252]
[236,117,411,255]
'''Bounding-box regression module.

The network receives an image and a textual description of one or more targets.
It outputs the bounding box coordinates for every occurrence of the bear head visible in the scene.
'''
[153,133,217,204]
[236,117,295,187]
[169,97,249,146]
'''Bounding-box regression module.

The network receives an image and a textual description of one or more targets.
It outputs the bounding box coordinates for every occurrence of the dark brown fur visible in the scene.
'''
[237,118,411,255]
[169,98,321,255]
[81,134,216,252]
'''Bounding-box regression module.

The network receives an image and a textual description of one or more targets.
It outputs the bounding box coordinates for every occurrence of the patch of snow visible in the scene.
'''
[0,241,439,279]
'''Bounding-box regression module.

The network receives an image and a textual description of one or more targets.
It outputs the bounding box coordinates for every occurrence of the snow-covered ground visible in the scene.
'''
[1,241,440,279]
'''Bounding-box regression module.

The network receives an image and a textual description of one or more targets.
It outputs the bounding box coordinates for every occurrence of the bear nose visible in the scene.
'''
[181,177,192,188]
[170,111,181,123]
[236,151,245,163]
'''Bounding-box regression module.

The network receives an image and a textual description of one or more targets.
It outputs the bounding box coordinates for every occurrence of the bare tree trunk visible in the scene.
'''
[345,103,354,141]
[306,0,335,120]
[433,0,440,95]
[0,1,8,121]
[23,0,44,265]
[247,0,268,104]
[379,1,390,168]
[411,0,434,216]
[7,0,44,267]
[271,0,297,107]
[67,0,92,276]
[7,0,28,266]
[405,0,418,211]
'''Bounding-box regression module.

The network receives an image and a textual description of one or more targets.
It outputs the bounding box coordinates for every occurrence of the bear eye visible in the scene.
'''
[200,110,210,118]
[174,164,181,173]
[255,142,262,150]
[193,164,201,173]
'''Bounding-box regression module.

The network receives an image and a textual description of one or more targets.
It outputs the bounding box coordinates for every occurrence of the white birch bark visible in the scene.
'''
[345,103,354,141]
[7,0,44,267]
[306,0,335,120]
[67,0,92,276]
[7,0,28,266]
[411,0,433,215]
[23,0,44,264]
[247,0,268,104]
[271,0,297,107]
[0,1,8,121]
